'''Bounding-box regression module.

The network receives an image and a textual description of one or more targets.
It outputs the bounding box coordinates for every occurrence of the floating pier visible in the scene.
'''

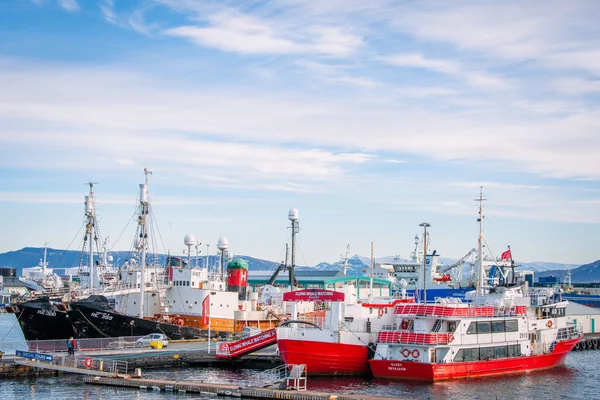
[83,375,403,400]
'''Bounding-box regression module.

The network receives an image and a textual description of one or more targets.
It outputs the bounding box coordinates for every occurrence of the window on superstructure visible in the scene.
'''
[448,321,457,333]
[453,349,464,362]
[463,348,479,362]
[507,344,520,357]
[477,321,491,334]
[505,320,518,332]
[466,322,477,334]
[492,321,505,333]
[494,346,508,359]
[480,347,494,360]
[558,308,565,317]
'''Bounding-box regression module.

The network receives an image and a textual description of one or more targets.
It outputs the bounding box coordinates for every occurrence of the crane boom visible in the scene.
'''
[441,248,477,274]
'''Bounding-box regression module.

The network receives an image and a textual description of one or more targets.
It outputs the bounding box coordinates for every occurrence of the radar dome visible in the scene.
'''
[217,237,229,251]
[288,208,299,221]
[184,234,196,247]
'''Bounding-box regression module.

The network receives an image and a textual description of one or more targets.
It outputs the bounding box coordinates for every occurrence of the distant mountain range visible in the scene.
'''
[0,247,598,283]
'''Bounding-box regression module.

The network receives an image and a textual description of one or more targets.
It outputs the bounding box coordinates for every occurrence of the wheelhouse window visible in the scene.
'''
[492,321,505,333]
[466,322,477,334]
[448,321,457,333]
[477,321,492,334]
[505,319,518,332]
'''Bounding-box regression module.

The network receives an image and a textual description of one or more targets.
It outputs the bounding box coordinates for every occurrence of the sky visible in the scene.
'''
[0,0,599,267]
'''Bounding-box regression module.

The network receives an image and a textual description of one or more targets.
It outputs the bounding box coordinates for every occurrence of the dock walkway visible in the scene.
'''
[83,376,405,400]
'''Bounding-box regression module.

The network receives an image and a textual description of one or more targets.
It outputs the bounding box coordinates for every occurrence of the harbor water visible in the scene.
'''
[1,314,597,399]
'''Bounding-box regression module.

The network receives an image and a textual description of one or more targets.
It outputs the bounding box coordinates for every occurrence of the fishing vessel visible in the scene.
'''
[369,189,581,381]
[5,296,73,341]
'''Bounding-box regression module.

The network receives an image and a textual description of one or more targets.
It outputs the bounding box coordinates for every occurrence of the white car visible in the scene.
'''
[136,333,169,348]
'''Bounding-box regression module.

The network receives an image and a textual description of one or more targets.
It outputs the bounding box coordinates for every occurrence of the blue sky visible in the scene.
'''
[0,0,599,266]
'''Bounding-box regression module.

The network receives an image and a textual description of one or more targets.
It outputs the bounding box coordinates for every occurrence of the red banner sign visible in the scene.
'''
[202,295,210,325]
[282,289,345,302]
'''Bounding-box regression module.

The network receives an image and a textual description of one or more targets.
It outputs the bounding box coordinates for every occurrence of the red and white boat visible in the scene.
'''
[276,286,414,376]
[369,189,581,381]
[369,285,581,381]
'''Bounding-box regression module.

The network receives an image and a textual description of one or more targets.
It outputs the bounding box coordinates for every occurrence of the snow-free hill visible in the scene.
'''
[536,260,600,283]
[0,247,597,282]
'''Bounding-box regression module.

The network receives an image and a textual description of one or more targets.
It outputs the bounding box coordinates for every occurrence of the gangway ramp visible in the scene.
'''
[216,328,277,359]
[14,351,130,378]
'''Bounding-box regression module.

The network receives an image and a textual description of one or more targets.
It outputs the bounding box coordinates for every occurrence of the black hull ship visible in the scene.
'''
[8,296,75,341]
[68,295,203,340]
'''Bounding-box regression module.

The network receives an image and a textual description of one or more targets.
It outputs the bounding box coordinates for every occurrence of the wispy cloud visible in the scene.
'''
[295,60,378,88]
[163,11,363,57]
[99,0,116,24]
[383,53,510,90]
[57,0,79,12]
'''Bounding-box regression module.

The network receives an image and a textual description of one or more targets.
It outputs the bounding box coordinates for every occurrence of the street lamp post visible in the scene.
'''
[419,222,431,304]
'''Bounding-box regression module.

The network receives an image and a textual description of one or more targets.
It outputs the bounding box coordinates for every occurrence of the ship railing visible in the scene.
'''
[555,323,582,342]
[393,304,527,318]
[18,336,144,353]
[376,330,453,345]
[523,292,562,306]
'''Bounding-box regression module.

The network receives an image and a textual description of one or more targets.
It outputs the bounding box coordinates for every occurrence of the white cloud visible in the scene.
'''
[383,53,510,90]
[99,0,116,24]
[57,0,79,12]
[1,60,599,184]
[384,54,459,75]
[295,60,378,88]
[163,12,362,57]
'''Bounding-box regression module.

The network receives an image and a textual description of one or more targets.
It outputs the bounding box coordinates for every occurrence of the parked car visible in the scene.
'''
[136,333,169,348]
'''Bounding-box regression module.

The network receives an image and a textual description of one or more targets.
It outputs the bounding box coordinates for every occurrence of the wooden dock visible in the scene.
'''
[83,376,406,400]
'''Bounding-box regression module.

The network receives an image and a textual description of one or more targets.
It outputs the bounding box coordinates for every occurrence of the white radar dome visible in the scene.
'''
[184,234,197,247]
[288,208,299,221]
[217,237,229,251]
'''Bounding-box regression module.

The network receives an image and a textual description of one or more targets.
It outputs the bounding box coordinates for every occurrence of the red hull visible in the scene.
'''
[278,339,369,376]
[370,338,579,381]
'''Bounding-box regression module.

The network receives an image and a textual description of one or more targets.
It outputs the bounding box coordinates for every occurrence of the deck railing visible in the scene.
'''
[376,330,452,345]
[393,304,527,318]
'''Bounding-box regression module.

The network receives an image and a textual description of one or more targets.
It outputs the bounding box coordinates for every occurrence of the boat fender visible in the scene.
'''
[412,349,420,358]
[547,320,553,328]
[176,318,184,326]
[367,343,376,360]
[378,308,384,317]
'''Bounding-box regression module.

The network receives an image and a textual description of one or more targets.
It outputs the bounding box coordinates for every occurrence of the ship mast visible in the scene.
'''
[288,208,300,289]
[85,182,97,291]
[369,242,374,303]
[42,241,49,278]
[138,168,151,318]
[475,187,487,296]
